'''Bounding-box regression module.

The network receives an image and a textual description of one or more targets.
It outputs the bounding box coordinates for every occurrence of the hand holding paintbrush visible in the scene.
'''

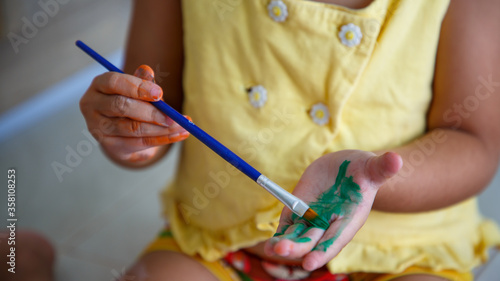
[76,40,329,229]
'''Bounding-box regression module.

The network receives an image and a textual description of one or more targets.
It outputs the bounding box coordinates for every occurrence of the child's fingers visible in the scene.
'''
[264,224,289,256]
[93,72,162,102]
[97,95,172,126]
[267,223,326,258]
[102,117,187,138]
[365,152,403,185]
[300,218,348,271]
[100,131,190,156]
[302,203,372,271]
[265,223,299,256]
[272,227,325,259]
[269,223,306,256]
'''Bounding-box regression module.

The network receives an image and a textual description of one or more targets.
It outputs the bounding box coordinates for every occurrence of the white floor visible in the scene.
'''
[0,60,499,280]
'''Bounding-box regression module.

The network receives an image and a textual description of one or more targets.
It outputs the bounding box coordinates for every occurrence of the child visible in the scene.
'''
[80,0,500,280]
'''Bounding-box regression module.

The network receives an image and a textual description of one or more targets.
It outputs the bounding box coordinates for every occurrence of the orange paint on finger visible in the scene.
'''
[127,151,156,163]
[174,131,190,141]
[134,65,155,82]
[118,79,159,102]
[143,131,190,146]
[133,65,162,101]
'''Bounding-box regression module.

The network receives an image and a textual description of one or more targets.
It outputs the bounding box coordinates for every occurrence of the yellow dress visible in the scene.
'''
[160,0,500,274]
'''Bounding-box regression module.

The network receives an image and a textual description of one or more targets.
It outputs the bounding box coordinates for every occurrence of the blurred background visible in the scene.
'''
[0,0,181,279]
[0,0,499,280]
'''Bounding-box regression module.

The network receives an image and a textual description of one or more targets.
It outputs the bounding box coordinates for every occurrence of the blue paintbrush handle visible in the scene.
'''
[75,40,261,181]
[151,100,261,181]
[76,40,314,219]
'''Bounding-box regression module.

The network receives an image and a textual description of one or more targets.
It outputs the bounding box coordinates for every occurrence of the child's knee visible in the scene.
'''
[122,251,218,281]
[390,274,450,281]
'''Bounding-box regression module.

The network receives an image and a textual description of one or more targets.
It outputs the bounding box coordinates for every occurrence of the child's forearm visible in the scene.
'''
[101,0,184,169]
[124,0,185,112]
[372,0,500,213]
[373,128,499,212]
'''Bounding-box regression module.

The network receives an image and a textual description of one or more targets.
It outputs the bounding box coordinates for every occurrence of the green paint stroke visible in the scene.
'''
[306,214,330,229]
[273,224,314,243]
[273,225,290,237]
[312,160,362,251]
[293,237,312,243]
[280,224,306,238]
[312,233,338,252]
[298,160,362,251]
[273,161,362,249]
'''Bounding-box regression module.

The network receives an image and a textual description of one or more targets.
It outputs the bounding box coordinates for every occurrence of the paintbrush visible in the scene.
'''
[75,40,329,229]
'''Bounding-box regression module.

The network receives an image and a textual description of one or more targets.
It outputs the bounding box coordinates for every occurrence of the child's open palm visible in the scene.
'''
[265,150,402,271]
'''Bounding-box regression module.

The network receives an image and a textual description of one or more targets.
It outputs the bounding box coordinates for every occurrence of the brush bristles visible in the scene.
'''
[303,208,329,229]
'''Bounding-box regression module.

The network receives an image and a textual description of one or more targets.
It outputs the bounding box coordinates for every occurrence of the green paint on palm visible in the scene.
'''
[292,160,362,251]
[311,160,362,251]
[310,160,362,221]
[274,161,362,249]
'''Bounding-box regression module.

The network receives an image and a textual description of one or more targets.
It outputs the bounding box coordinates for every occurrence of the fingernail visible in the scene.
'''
[170,131,190,143]
[151,86,162,101]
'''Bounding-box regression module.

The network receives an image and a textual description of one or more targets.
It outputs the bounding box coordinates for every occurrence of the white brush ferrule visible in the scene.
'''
[256,175,309,217]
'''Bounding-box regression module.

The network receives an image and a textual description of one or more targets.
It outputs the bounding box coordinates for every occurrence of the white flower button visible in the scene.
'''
[268,0,288,22]
[310,103,330,126]
[248,85,268,108]
[338,23,363,47]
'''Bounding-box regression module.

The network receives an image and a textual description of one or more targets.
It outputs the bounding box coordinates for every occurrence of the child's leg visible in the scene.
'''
[0,231,55,281]
[391,275,449,281]
[350,265,473,281]
[120,250,219,281]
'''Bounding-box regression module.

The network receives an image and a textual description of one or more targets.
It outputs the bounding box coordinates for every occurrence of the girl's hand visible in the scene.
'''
[80,65,189,164]
[264,150,402,271]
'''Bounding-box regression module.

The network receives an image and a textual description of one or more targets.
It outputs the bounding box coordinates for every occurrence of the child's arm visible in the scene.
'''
[80,0,187,168]
[266,0,500,270]
[373,0,500,212]
[124,0,184,113]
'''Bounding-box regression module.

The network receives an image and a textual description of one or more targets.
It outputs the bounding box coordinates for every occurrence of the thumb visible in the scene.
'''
[365,152,403,185]
[134,64,156,82]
